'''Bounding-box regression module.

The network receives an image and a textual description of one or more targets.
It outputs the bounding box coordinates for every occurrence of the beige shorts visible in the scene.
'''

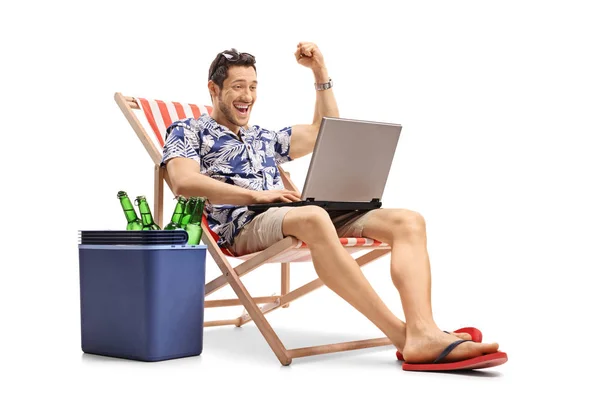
[229,207,374,257]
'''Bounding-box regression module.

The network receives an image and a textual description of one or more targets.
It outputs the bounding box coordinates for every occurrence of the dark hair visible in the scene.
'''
[208,48,256,89]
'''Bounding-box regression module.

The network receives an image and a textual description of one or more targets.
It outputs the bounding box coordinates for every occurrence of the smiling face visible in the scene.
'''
[209,65,257,134]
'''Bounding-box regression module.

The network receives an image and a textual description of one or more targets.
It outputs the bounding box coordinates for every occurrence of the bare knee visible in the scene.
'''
[389,210,426,240]
[282,206,335,243]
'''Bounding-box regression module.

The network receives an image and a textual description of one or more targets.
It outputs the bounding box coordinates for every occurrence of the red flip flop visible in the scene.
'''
[396,327,482,361]
[402,339,508,371]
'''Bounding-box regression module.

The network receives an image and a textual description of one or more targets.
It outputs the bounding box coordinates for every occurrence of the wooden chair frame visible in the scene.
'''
[114,92,393,365]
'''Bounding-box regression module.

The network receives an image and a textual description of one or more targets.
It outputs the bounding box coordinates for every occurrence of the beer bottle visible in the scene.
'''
[180,197,198,229]
[117,191,143,230]
[134,196,161,230]
[164,196,188,230]
[185,197,206,245]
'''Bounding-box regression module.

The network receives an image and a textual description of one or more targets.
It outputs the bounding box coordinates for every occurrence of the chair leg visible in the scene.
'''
[239,249,391,326]
[206,244,292,365]
[281,262,290,308]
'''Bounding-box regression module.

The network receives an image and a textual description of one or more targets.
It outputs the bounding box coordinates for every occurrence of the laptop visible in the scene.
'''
[247,116,402,214]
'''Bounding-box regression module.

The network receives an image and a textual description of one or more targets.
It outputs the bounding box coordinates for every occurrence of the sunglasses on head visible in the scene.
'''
[209,50,255,81]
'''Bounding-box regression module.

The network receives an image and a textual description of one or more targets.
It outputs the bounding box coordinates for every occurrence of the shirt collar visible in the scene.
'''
[207,116,254,140]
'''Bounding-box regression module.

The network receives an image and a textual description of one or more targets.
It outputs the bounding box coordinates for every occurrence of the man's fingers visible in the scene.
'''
[285,191,301,200]
[283,193,301,202]
[277,192,291,202]
[265,190,301,203]
[297,43,316,58]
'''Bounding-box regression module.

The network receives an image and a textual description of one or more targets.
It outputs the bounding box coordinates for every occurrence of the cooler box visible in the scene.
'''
[78,230,207,361]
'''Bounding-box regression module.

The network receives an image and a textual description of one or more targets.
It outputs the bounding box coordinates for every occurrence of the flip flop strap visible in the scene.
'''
[433,339,472,364]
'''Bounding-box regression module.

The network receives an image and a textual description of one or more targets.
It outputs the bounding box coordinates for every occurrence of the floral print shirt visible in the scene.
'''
[160,113,293,248]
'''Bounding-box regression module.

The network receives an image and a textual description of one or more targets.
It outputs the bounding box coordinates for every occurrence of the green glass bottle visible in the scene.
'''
[164,196,188,230]
[180,197,198,229]
[135,195,161,230]
[117,191,143,230]
[185,197,206,245]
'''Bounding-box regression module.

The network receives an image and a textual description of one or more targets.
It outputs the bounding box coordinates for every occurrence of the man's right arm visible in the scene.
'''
[161,122,257,205]
[166,158,302,205]
[166,157,256,205]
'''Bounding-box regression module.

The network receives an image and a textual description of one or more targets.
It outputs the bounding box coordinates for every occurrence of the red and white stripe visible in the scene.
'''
[135,97,213,147]
[226,237,389,263]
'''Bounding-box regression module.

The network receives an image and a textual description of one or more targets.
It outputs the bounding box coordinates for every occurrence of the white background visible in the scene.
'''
[1,0,599,398]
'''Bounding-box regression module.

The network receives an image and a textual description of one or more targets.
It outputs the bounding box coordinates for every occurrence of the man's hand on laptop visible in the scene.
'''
[251,189,302,204]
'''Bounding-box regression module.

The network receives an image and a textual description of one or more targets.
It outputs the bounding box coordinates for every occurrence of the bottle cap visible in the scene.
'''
[134,195,147,206]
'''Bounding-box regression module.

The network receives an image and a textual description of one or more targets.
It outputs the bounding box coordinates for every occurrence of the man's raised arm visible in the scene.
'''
[290,42,340,160]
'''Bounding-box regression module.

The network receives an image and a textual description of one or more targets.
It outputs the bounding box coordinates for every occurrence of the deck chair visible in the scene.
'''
[114,92,393,365]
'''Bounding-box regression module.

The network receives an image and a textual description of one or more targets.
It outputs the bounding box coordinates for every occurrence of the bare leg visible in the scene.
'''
[361,209,500,363]
[282,206,408,347]
[362,209,436,330]
[283,206,473,350]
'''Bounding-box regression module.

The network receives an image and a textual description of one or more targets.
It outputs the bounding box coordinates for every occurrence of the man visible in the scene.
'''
[161,42,507,371]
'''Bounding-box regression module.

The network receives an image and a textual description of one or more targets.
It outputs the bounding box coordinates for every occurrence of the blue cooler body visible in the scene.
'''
[78,230,207,361]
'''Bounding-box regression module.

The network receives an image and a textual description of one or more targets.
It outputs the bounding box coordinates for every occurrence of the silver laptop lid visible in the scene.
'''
[302,117,402,202]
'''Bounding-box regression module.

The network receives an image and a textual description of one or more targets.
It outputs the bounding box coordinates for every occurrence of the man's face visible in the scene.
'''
[214,66,257,128]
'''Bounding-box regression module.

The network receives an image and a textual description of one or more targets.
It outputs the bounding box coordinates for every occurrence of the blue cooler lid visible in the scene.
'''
[79,230,189,245]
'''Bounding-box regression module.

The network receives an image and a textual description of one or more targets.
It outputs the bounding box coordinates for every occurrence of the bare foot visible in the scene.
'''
[449,331,472,341]
[397,330,472,354]
[402,329,499,364]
